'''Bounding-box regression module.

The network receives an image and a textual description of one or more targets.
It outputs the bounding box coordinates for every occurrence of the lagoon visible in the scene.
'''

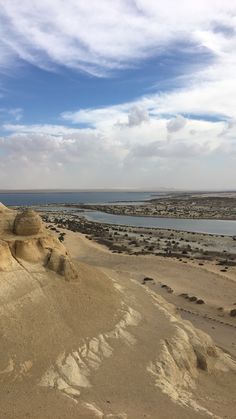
[81,210,236,236]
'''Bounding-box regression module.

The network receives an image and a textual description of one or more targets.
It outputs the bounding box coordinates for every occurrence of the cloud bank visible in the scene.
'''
[1,113,235,189]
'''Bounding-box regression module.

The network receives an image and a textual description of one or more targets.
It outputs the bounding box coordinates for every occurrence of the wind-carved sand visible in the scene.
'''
[40,305,141,400]
[0,202,236,418]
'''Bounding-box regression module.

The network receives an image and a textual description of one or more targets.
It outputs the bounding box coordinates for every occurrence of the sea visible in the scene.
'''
[0,191,156,206]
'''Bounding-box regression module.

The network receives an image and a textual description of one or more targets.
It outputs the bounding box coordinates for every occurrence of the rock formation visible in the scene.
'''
[13,209,42,236]
[0,202,15,234]
[0,206,77,280]
[0,205,236,419]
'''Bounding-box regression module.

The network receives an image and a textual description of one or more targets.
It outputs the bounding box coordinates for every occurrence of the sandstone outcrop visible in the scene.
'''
[0,206,77,280]
[13,209,42,236]
[0,203,15,234]
[0,239,17,271]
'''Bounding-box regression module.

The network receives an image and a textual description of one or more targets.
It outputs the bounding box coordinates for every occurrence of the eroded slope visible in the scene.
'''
[0,205,236,418]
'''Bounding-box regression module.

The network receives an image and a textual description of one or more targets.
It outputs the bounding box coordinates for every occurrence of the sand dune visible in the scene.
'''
[0,206,236,418]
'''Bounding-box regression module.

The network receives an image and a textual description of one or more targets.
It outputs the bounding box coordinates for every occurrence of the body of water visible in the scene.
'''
[1,191,235,236]
[0,191,155,206]
[82,210,236,236]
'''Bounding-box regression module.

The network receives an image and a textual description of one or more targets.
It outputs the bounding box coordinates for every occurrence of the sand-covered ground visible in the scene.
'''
[42,209,236,356]
[1,203,236,418]
[63,229,236,358]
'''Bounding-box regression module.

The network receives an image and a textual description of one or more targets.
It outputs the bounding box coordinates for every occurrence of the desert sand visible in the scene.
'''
[0,204,236,418]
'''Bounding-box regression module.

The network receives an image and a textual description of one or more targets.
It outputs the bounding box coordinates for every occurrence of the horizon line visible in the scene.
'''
[0,188,236,193]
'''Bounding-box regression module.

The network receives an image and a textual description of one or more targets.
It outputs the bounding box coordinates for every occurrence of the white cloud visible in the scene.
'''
[0,107,23,122]
[1,116,234,189]
[3,123,92,136]
[0,116,232,180]
[128,106,149,127]
[130,140,207,159]
[62,106,129,129]
[167,115,187,133]
[0,0,235,76]
[61,74,236,131]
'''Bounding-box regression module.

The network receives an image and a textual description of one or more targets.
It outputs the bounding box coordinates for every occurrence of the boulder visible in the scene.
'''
[13,209,42,236]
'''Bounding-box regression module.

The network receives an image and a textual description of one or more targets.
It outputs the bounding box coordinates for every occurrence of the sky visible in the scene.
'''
[0,0,236,190]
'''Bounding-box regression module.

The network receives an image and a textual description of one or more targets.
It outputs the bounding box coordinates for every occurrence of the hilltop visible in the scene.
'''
[0,205,236,418]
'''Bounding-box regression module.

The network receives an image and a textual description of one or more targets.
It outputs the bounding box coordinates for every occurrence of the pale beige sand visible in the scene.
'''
[0,209,236,418]
[64,230,236,357]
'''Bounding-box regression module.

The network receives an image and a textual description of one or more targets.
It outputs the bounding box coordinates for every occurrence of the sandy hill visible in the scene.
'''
[0,207,236,418]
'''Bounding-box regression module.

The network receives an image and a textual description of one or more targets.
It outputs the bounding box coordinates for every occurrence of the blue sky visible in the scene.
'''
[1,41,213,126]
[0,0,236,189]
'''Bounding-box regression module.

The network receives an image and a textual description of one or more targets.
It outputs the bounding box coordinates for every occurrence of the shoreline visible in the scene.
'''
[40,207,236,269]
[40,203,236,221]
[82,217,236,238]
